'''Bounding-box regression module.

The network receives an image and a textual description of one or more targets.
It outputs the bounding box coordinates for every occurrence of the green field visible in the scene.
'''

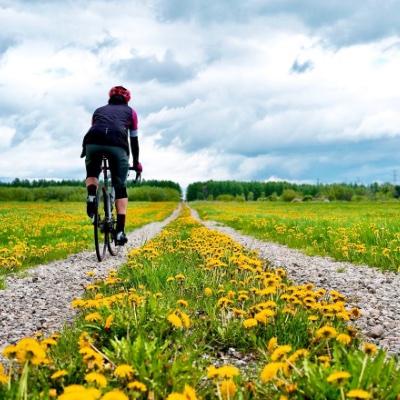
[190,201,400,272]
[0,202,178,278]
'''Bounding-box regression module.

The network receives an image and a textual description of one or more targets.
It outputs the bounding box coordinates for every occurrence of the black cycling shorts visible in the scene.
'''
[85,144,129,188]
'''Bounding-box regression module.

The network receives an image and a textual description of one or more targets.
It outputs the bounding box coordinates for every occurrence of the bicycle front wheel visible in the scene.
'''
[94,185,108,261]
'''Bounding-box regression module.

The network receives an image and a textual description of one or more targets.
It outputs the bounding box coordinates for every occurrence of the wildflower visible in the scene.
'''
[260,362,284,383]
[243,318,258,328]
[85,312,103,322]
[217,297,233,308]
[71,298,86,308]
[327,371,351,383]
[336,333,352,345]
[167,277,175,282]
[101,390,129,400]
[104,315,114,330]
[207,365,239,379]
[270,345,292,361]
[267,337,278,353]
[85,372,107,388]
[177,299,189,307]
[316,325,337,339]
[51,370,68,379]
[346,389,371,398]
[363,343,377,355]
[175,274,185,280]
[179,311,191,328]
[349,307,362,319]
[219,378,237,399]
[15,337,47,365]
[114,364,135,379]
[204,287,213,296]
[127,381,147,392]
[317,355,331,367]
[87,270,96,277]
[41,337,57,347]
[2,344,17,359]
[167,313,182,328]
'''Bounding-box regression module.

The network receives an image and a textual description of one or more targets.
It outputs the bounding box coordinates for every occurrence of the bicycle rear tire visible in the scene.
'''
[94,185,108,261]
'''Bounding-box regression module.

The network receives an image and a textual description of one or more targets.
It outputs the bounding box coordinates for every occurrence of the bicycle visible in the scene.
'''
[93,157,141,261]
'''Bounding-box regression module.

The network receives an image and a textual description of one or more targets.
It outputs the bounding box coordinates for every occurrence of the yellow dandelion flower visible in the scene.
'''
[267,337,278,353]
[85,312,103,322]
[349,307,362,319]
[270,345,292,362]
[177,299,189,307]
[114,364,134,378]
[183,384,197,400]
[2,344,17,359]
[346,389,371,398]
[51,370,68,379]
[86,270,96,277]
[327,371,351,383]
[260,362,285,383]
[316,325,337,339]
[243,318,258,328]
[104,315,114,329]
[85,372,107,388]
[166,394,186,400]
[71,298,86,308]
[167,313,182,328]
[179,311,191,329]
[336,333,352,345]
[216,365,240,379]
[204,287,213,296]
[317,355,331,367]
[363,343,377,355]
[101,390,129,400]
[219,378,237,399]
[175,274,185,280]
[167,277,175,282]
[127,381,147,392]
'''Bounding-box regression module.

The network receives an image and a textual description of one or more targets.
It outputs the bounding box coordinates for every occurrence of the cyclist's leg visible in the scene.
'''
[85,145,103,217]
[107,146,129,243]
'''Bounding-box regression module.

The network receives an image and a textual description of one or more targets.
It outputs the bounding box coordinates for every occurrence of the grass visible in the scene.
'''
[190,201,400,273]
[1,204,399,399]
[0,202,178,279]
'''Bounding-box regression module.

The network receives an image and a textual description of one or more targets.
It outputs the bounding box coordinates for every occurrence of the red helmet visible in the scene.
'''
[109,85,131,102]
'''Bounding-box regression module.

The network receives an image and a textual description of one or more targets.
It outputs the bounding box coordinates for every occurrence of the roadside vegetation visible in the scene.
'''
[190,201,400,273]
[0,202,178,283]
[1,205,399,399]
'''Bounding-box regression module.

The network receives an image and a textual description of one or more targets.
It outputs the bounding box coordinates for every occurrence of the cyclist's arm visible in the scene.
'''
[129,109,139,167]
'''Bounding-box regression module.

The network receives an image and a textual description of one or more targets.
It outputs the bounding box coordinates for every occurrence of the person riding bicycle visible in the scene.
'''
[81,85,142,245]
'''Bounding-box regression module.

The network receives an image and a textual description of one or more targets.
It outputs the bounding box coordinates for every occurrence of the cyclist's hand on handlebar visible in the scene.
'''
[133,162,143,173]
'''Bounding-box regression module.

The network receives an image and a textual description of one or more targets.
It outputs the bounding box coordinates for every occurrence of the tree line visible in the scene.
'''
[186,180,400,202]
[0,179,182,202]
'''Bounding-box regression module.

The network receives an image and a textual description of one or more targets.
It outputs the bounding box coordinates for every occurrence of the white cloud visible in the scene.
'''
[1,0,400,189]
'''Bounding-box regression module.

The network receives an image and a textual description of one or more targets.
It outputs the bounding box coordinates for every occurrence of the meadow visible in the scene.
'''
[190,201,400,273]
[1,204,400,399]
[0,202,178,284]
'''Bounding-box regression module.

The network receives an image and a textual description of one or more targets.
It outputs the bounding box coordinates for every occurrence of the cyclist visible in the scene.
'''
[81,85,142,245]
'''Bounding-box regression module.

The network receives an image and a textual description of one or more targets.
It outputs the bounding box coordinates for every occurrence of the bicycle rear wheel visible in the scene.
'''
[107,191,122,256]
[94,185,108,261]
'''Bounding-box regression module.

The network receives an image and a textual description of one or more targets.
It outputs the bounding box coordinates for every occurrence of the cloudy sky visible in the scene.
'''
[1,0,400,190]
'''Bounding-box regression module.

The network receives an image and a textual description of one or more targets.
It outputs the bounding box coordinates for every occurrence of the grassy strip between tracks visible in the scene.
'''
[0,205,399,399]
